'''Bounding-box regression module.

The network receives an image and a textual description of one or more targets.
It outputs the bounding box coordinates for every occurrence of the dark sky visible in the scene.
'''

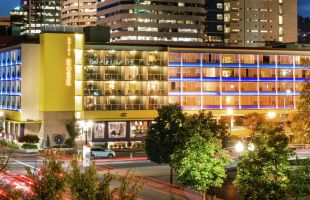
[0,0,310,16]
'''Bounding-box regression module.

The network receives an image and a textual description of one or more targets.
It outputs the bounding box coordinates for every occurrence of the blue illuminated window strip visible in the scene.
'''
[0,76,22,81]
[170,77,309,83]
[0,107,21,111]
[169,92,300,96]
[0,92,21,96]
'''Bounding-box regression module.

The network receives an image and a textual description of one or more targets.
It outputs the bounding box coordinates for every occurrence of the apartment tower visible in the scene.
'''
[222,0,297,47]
[10,0,61,35]
[96,0,206,46]
[61,0,97,26]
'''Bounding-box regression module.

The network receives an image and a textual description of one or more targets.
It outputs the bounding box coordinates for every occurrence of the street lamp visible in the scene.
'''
[283,89,291,122]
[227,109,234,135]
[235,141,244,153]
[266,111,276,126]
[78,120,93,145]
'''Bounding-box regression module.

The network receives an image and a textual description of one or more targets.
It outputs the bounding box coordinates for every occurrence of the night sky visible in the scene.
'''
[0,0,309,16]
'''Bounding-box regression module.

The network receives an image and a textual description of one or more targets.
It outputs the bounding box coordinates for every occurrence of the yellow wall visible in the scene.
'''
[39,33,84,112]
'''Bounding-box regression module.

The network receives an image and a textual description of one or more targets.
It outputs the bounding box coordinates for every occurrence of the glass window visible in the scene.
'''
[94,122,105,139]
[130,121,148,138]
[108,122,126,138]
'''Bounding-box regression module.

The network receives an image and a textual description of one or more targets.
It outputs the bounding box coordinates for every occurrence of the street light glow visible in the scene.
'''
[86,121,93,128]
[267,111,276,119]
[227,108,234,115]
[235,141,244,153]
[0,111,4,117]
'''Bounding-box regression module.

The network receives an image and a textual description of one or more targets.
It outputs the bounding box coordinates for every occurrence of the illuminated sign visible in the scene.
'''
[66,37,73,87]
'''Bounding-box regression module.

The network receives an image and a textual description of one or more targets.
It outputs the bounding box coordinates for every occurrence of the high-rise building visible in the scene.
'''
[96,0,206,46]
[221,0,298,47]
[205,0,225,45]
[10,0,61,35]
[61,0,97,27]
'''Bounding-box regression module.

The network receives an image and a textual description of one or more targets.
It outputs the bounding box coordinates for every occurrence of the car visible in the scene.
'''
[90,147,116,159]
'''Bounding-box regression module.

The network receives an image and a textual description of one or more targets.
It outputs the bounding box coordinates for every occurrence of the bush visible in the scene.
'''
[18,135,40,144]
[0,140,19,149]
[21,143,38,149]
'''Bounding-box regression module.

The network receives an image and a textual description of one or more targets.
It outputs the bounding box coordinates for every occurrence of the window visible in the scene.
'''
[94,122,105,139]
[108,122,126,138]
[130,121,148,138]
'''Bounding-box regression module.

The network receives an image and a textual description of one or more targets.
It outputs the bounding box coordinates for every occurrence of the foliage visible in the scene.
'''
[21,143,38,149]
[65,119,81,148]
[234,127,293,200]
[171,134,232,200]
[242,112,265,131]
[288,159,310,200]
[0,144,11,172]
[185,111,230,147]
[68,159,98,200]
[0,140,19,149]
[96,173,114,200]
[26,151,66,200]
[113,170,144,200]
[18,134,40,143]
[0,183,22,200]
[145,104,187,164]
[285,81,310,144]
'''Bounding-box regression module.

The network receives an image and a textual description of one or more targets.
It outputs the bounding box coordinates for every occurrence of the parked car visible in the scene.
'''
[90,147,116,159]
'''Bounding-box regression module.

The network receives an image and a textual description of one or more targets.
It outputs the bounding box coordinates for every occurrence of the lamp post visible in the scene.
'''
[266,111,276,126]
[283,89,291,122]
[227,109,234,135]
[78,121,93,145]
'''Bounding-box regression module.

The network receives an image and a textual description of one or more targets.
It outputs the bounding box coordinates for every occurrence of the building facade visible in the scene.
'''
[96,0,206,46]
[205,0,225,44]
[221,0,298,47]
[0,31,309,146]
[10,0,61,35]
[61,0,97,27]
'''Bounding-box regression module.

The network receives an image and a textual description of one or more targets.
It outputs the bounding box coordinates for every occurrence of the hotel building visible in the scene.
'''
[96,0,206,46]
[61,0,97,27]
[0,30,309,146]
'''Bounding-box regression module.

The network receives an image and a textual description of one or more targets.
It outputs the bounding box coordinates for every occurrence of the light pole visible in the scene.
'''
[78,120,93,145]
[227,109,234,135]
[266,111,276,126]
[283,89,291,122]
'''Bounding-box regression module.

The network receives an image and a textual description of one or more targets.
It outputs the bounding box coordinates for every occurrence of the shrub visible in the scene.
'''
[0,140,19,149]
[18,135,40,144]
[21,143,37,149]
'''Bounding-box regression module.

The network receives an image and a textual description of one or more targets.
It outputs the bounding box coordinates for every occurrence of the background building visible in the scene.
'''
[96,0,206,46]
[61,0,97,27]
[10,0,61,35]
[221,0,298,47]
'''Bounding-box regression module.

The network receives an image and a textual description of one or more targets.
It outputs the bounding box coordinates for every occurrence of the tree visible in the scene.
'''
[186,111,230,147]
[26,151,66,200]
[234,128,293,200]
[285,81,310,144]
[65,119,81,148]
[171,134,232,200]
[145,104,187,184]
[242,112,265,131]
[68,158,98,200]
[288,159,310,200]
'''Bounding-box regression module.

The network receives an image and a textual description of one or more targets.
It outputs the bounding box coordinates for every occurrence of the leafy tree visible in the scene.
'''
[288,159,310,200]
[171,133,232,200]
[285,81,310,144]
[234,128,293,200]
[242,112,265,131]
[0,184,22,200]
[68,158,98,200]
[186,111,230,147]
[65,119,81,148]
[112,170,144,200]
[26,151,66,200]
[145,104,187,183]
